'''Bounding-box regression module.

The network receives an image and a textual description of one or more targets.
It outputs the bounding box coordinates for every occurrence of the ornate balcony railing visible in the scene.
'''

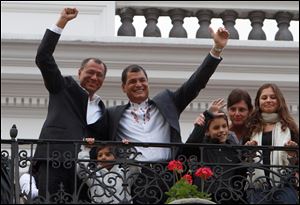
[1,125,299,204]
[115,1,299,41]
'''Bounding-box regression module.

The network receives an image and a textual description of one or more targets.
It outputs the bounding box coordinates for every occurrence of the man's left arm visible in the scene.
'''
[209,27,229,58]
[173,27,230,113]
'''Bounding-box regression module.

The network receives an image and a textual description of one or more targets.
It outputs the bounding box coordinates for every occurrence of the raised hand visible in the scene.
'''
[61,8,78,21]
[209,27,230,49]
[56,8,79,29]
[208,98,226,114]
[194,113,205,126]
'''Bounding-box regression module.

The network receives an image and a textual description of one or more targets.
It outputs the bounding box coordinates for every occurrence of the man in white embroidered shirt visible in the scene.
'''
[106,27,229,204]
[108,27,229,161]
[118,98,172,162]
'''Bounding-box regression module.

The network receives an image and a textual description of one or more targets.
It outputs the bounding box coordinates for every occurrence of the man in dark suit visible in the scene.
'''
[33,8,108,201]
[106,27,229,203]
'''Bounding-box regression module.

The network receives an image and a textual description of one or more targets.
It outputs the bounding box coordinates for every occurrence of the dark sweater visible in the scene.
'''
[182,111,246,203]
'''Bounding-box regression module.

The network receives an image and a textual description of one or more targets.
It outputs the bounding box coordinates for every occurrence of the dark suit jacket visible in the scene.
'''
[33,29,108,161]
[107,54,222,144]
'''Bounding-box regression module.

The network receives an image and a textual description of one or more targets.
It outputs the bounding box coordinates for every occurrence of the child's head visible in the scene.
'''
[205,113,229,144]
[90,145,116,170]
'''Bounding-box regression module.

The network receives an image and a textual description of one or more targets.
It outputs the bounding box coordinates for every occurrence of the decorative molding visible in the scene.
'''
[1,96,48,108]
[1,38,299,79]
[1,1,112,13]
[2,95,298,115]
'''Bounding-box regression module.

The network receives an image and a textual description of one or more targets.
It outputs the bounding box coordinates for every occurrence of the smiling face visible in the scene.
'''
[122,70,149,104]
[78,59,106,96]
[206,116,229,144]
[227,100,251,127]
[259,87,279,113]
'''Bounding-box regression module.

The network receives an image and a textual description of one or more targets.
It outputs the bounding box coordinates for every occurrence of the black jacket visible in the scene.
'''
[33,29,108,162]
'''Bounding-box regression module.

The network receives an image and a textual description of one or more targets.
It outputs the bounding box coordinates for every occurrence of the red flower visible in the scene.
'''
[182,174,193,184]
[165,161,213,202]
[167,160,183,173]
[195,167,213,180]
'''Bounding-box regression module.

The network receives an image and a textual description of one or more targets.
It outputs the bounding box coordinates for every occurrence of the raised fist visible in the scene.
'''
[61,8,78,21]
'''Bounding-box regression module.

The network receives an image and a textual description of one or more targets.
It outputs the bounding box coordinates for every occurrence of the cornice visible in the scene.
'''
[1,95,298,117]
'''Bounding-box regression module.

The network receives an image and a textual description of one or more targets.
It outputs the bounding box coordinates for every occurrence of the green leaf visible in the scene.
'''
[165,179,211,204]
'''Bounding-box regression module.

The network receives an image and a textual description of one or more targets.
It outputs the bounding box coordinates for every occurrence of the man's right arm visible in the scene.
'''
[35,8,78,93]
[56,8,78,29]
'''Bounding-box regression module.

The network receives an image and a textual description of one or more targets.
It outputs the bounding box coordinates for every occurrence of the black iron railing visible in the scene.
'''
[1,125,299,204]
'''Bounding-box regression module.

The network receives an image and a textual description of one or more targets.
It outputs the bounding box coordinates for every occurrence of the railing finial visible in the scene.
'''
[10,124,18,139]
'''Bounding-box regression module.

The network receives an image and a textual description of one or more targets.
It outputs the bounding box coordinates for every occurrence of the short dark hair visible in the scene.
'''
[227,89,253,111]
[121,64,148,84]
[89,145,116,160]
[206,111,229,130]
[80,58,107,76]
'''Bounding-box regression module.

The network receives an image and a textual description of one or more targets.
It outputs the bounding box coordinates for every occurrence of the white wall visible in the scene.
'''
[1,117,45,139]
[1,1,115,40]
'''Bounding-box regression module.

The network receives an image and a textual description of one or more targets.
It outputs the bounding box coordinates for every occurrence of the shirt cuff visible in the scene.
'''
[50,24,63,35]
[209,51,221,59]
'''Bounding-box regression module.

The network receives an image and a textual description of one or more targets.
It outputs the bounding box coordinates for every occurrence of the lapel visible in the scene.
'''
[67,78,89,125]
[152,92,180,133]
[111,103,130,140]
[98,99,105,116]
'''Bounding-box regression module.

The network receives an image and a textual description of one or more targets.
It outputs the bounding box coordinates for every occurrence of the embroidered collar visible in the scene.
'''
[130,99,150,110]
[129,99,152,124]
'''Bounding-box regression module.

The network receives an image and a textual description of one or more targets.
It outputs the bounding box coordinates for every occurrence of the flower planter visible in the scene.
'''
[168,198,216,204]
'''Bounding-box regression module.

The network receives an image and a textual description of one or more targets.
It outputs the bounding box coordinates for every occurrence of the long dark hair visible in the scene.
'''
[246,83,299,142]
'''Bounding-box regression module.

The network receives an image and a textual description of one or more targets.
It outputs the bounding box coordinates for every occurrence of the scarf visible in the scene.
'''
[249,122,291,187]
[261,112,280,124]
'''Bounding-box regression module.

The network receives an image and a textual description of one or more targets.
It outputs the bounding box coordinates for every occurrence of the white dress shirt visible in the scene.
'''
[86,94,102,124]
[117,100,171,161]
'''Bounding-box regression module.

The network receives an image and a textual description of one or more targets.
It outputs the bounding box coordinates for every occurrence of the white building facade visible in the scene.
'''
[1,1,299,142]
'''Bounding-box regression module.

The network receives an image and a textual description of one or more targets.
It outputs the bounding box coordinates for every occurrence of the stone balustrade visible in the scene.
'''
[116,1,299,41]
